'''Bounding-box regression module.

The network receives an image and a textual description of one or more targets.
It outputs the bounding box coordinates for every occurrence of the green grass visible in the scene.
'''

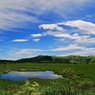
[0,63,95,95]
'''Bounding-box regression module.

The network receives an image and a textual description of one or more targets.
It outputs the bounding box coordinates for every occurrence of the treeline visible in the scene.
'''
[0,60,14,64]
[16,55,54,63]
[0,55,95,64]
[53,55,95,64]
[16,55,95,64]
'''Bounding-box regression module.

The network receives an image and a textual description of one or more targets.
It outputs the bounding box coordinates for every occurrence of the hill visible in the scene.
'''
[0,55,95,64]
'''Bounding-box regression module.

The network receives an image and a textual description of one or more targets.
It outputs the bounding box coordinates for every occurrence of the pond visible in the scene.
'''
[0,71,62,81]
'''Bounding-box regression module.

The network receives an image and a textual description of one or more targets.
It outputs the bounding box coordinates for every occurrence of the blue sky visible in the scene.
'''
[0,0,95,60]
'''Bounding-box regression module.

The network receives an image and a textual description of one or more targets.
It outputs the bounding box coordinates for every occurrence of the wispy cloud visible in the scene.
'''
[31,34,42,38]
[52,44,84,51]
[37,20,95,45]
[0,0,93,31]
[9,48,41,56]
[33,38,40,42]
[39,24,64,31]
[11,39,29,42]
[0,0,41,30]
[62,48,95,56]
[59,20,95,35]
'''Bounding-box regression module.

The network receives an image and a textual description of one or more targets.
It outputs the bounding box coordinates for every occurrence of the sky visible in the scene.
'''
[0,0,95,60]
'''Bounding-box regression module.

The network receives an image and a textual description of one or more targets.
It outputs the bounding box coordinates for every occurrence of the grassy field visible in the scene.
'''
[0,63,95,78]
[0,63,95,95]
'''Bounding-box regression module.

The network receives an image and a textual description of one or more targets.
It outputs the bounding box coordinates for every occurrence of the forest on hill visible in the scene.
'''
[0,55,95,64]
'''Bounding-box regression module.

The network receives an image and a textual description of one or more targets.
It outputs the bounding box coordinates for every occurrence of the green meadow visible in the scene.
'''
[0,63,95,78]
[0,63,95,95]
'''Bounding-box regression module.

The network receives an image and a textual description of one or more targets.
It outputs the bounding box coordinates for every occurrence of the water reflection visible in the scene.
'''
[1,71,62,81]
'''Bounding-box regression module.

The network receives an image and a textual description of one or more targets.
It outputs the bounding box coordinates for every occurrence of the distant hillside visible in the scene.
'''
[0,59,14,64]
[15,55,95,64]
[0,55,95,64]
[16,55,54,63]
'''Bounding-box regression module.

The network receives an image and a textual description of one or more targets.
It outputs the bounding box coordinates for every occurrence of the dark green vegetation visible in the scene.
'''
[0,55,95,64]
[0,55,95,95]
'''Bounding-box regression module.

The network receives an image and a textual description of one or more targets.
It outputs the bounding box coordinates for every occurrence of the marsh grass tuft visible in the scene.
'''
[14,81,40,95]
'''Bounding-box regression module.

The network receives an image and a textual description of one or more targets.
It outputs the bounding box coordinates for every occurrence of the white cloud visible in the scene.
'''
[9,48,41,56]
[75,37,95,44]
[39,23,68,38]
[0,13,40,30]
[0,0,92,30]
[42,30,91,42]
[0,0,41,30]
[29,0,91,16]
[8,48,55,60]
[61,20,95,35]
[43,31,69,37]
[52,44,84,51]
[31,34,42,38]
[39,24,64,31]
[38,21,95,46]
[63,48,95,56]
[38,22,95,46]
[33,38,40,42]
[11,39,28,42]
[30,34,41,42]
[55,32,95,45]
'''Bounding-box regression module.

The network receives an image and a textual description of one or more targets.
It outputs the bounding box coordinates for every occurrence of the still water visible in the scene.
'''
[1,71,62,81]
